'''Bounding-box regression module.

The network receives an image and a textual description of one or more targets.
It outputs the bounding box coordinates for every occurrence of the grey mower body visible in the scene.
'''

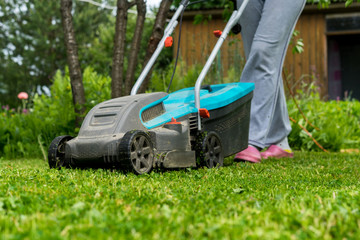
[48,84,254,174]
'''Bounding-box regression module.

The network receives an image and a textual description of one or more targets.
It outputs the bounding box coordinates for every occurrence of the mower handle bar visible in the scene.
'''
[194,0,249,130]
[131,0,249,131]
[130,0,189,96]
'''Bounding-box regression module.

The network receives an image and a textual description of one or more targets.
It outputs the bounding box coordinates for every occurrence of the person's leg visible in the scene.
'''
[233,0,265,163]
[264,76,292,147]
[237,0,264,59]
[239,0,306,149]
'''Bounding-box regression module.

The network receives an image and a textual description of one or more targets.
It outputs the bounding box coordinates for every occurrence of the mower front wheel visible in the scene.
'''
[48,135,73,169]
[119,130,154,175]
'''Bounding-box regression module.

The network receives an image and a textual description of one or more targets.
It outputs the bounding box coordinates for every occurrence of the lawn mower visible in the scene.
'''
[48,0,253,174]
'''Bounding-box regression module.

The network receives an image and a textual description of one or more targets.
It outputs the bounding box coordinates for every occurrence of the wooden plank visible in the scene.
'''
[193,21,201,65]
[327,30,360,36]
[200,21,208,66]
[315,14,322,96]
[293,15,302,87]
[184,21,191,69]
[199,21,207,65]
[315,13,327,98]
[204,21,211,65]
[306,14,312,77]
[221,21,229,80]
[286,16,306,87]
[188,20,195,66]
[210,18,224,84]
[185,20,192,66]
[217,19,225,81]
[178,21,187,66]
[314,14,319,88]
[320,14,328,98]
[309,13,317,83]
[178,21,185,65]
[301,14,310,84]
[284,19,296,88]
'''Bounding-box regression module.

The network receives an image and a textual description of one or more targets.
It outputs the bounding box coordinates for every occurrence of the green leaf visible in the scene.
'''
[233,188,245,194]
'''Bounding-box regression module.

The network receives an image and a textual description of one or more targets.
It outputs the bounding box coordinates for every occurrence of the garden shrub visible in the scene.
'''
[288,83,360,152]
[0,67,111,159]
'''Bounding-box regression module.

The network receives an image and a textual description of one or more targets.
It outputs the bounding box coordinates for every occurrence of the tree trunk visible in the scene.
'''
[111,0,129,98]
[124,0,146,95]
[60,0,86,126]
[138,0,173,93]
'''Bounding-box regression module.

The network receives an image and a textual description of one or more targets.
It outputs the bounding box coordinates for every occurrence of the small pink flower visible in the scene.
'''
[18,92,29,100]
[336,96,340,102]
[22,109,29,114]
[2,105,9,111]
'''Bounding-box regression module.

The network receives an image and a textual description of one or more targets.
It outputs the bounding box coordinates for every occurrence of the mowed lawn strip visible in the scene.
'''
[0,152,359,239]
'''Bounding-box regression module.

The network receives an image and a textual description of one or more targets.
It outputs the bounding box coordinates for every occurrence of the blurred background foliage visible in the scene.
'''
[0,0,158,107]
[0,0,359,159]
[0,0,357,107]
[1,67,359,159]
[0,67,111,159]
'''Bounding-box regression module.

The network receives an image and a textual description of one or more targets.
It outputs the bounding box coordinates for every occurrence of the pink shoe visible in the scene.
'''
[234,146,261,163]
[261,145,294,159]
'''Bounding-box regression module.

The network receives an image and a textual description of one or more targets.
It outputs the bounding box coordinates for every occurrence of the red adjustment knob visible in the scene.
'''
[165,36,173,47]
[199,108,210,118]
[213,30,222,38]
[166,117,181,124]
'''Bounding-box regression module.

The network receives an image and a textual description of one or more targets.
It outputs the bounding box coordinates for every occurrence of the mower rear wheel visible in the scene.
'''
[119,130,154,175]
[197,132,224,168]
[48,135,73,169]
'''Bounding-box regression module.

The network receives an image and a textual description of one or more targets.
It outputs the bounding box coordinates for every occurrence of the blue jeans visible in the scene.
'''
[237,0,306,148]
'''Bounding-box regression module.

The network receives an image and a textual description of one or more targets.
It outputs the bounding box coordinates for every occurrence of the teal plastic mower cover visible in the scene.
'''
[140,82,255,129]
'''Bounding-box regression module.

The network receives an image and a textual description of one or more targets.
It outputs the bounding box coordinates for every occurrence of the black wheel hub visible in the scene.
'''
[196,132,224,168]
[119,130,154,175]
[48,135,73,169]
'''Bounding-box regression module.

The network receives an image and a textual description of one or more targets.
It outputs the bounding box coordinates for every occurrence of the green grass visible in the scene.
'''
[1,152,360,240]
